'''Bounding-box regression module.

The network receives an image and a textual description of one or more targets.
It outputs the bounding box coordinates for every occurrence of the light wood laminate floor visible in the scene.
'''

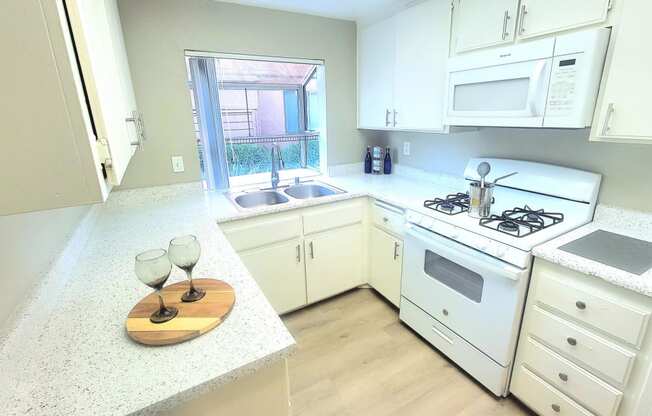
[282,289,533,416]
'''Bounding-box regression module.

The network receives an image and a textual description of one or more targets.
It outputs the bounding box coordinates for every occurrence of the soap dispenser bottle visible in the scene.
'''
[383,147,392,174]
[364,146,372,174]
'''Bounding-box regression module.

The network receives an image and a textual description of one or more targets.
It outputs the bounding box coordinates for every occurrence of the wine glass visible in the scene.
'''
[134,249,178,324]
[168,235,205,302]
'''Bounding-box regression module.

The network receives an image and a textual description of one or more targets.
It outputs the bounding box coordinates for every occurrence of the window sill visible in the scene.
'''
[228,168,320,189]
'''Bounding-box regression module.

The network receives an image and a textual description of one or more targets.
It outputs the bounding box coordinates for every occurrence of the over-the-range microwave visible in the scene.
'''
[445,28,611,128]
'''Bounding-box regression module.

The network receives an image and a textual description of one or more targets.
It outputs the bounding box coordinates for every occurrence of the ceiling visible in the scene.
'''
[216,0,415,24]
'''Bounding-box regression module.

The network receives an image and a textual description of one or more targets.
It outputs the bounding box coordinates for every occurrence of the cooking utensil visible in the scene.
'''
[468,181,494,218]
[492,171,518,185]
[477,162,491,188]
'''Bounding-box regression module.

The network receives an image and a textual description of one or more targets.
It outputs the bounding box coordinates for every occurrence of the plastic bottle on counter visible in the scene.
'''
[383,147,392,174]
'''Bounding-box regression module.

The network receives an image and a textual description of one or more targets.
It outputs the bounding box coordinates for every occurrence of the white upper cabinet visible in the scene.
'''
[66,0,142,186]
[358,16,395,129]
[393,0,451,131]
[452,0,519,54]
[517,0,612,40]
[591,0,652,143]
[357,0,451,132]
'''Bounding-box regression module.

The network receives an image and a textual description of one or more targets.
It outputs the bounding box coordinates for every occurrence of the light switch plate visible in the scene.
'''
[403,141,411,156]
[171,156,185,173]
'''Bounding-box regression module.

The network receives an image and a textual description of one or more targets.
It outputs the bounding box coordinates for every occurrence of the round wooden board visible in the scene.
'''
[126,278,235,346]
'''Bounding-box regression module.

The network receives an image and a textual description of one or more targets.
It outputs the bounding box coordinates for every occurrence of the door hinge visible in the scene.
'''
[96,137,113,170]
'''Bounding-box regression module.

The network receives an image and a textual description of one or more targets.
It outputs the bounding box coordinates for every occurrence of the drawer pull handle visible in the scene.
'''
[575,301,586,310]
[567,337,577,346]
[551,404,561,413]
[558,372,568,382]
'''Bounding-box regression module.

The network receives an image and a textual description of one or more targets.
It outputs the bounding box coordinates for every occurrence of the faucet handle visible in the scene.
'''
[294,177,300,185]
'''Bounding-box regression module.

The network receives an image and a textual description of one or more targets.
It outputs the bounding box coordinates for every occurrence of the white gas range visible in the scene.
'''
[399,158,602,397]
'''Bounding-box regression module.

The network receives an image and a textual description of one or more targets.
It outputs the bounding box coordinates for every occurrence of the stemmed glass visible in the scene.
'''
[134,249,178,323]
[168,235,205,302]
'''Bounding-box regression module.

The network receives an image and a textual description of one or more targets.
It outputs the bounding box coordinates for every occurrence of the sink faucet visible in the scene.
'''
[271,143,284,189]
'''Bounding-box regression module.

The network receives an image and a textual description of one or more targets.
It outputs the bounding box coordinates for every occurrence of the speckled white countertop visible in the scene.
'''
[217,165,465,224]
[533,205,652,297]
[0,183,295,416]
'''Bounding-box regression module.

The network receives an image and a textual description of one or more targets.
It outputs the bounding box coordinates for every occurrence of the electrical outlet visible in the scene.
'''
[171,156,185,173]
[403,141,411,156]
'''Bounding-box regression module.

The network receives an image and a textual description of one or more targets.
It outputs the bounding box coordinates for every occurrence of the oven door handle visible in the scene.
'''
[405,224,527,281]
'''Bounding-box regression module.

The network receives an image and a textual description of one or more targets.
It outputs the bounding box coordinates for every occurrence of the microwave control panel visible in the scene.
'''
[546,54,581,116]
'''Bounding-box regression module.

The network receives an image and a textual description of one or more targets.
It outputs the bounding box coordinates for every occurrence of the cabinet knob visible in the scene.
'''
[442,309,449,316]
[567,337,577,346]
[383,217,389,222]
[558,373,568,382]
[575,301,586,310]
[551,404,561,413]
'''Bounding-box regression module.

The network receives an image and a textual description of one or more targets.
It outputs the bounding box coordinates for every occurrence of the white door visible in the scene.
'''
[393,0,450,132]
[452,0,519,54]
[447,57,553,127]
[401,224,530,366]
[357,16,395,129]
[305,224,364,303]
[239,238,307,314]
[517,0,612,40]
[591,0,652,143]
[66,0,140,186]
[370,227,402,307]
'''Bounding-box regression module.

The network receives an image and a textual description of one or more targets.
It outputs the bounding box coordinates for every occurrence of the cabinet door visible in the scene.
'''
[591,0,652,143]
[370,227,402,307]
[66,0,140,186]
[393,0,451,132]
[517,0,611,40]
[452,0,519,54]
[357,16,395,129]
[305,224,364,303]
[239,239,307,314]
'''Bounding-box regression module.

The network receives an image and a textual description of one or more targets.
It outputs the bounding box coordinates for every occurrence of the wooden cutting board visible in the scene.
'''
[126,278,235,346]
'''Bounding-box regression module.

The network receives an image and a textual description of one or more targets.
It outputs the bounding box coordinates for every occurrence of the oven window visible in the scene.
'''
[453,78,529,111]
[424,250,484,302]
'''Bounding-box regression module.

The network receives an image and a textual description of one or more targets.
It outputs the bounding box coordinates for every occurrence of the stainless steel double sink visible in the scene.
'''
[229,181,345,210]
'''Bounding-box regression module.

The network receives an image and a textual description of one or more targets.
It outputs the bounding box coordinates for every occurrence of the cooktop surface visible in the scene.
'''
[560,230,652,275]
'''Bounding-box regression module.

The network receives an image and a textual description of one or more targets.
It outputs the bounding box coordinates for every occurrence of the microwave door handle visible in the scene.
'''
[525,60,548,116]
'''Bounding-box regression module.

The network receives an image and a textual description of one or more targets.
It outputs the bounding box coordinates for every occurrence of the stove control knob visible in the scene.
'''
[450,227,460,239]
[496,246,507,258]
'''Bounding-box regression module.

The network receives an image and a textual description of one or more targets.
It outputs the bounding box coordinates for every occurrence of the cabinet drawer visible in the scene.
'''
[400,297,509,396]
[511,366,595,416]
[529,306,636,386]
[221,214,302,252]
[519,337,622,416]
[303,199,363,235]
[372,200,405,236]
[537,272,650,347]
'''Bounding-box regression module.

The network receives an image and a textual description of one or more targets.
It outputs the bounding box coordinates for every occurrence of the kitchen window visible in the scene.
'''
[186,53,326,189]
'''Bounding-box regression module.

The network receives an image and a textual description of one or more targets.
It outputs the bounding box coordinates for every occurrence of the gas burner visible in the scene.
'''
[424,193,470,215]
[480,205,564,238]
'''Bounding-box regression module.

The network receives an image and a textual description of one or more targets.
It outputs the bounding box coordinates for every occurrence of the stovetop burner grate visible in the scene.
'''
[424,193,470,215]
[480,205,564,238]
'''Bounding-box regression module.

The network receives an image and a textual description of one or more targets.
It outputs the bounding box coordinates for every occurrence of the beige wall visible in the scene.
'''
[117,0,364,188]
[370,128,652,210]
[0,205,90,327]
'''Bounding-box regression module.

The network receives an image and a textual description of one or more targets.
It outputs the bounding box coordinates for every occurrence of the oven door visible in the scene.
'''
[446,58,552,127]
[401,224,530,366]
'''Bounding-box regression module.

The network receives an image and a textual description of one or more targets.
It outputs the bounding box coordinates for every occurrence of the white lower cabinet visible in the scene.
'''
[222,199,365,314]
[305,224,364,303]
[511,259,652,416]
[369,226,402,306]
[239,238,306,314]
